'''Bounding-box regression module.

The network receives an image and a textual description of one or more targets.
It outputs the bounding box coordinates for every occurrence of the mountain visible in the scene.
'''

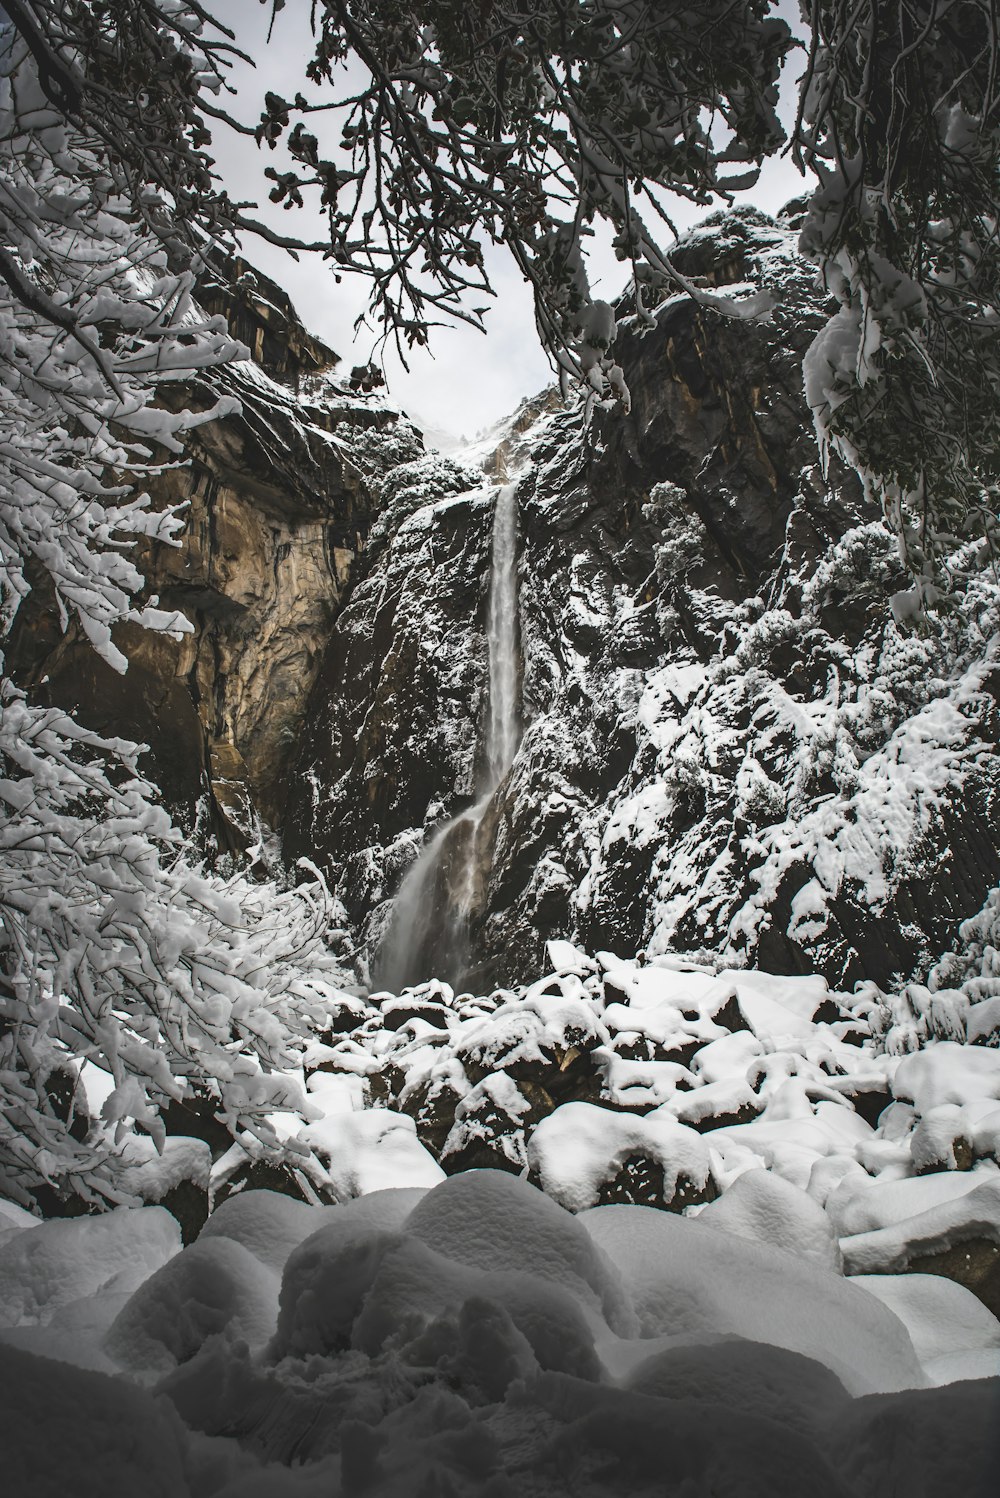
[283,206,1000,993]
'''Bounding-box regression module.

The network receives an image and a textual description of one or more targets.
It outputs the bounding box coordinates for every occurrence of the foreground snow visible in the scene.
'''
[2,1170,999,1497]
[2,949,1000,1493]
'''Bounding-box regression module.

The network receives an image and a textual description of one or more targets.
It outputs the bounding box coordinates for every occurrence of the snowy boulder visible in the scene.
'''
[199,1188,343,1273]
[111,1135,212,1243]
[839,1175,1000,1295]
[528,1101,716,1213]
[273,1213,603,1384]
[350,1235,603,1381]
[0,1205,180,1328]
[1,1344,191,1498]
[270,1186,449,1358]
[439,1072,545,1174]
[625,1336,851,1437]
[892,1041,1000,1113]
[829,1377,1000,1498]
[581,1203,925,1395]
[404,1169,635,1336]
[104,1235,280,1375]
[826,1164,998,1238]
[698,1167,844,1272]
[852,1272,1000,1385]
[296,1107,446,1197]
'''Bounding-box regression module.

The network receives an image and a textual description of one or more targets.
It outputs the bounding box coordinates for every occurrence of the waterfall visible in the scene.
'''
[485,482,520,787]
[373,483,521,992]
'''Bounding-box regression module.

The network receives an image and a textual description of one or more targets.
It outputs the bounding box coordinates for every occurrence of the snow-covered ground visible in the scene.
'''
[3,948,1000,1494]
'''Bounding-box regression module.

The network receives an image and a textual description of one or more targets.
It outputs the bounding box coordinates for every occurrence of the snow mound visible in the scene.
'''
[0,1205,179,1328]
[698,1166,844,1271]
[581,1202,924,1395]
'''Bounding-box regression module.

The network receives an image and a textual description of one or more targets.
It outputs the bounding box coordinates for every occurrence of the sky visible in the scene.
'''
[206,2,808,439]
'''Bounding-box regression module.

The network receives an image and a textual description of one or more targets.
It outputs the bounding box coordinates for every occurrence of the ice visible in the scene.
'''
[698,1166,844,1271]
[0,1205,180,1328]
[581,1203,925,1394]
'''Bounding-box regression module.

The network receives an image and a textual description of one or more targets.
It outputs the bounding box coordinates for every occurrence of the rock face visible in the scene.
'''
[7,262,424,853]
[285,206,1000,989]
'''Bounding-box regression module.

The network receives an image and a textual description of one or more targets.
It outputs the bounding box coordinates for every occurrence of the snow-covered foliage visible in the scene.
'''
[256,0,790,406]
[0,11,351,1208]
[795,0,1000,600]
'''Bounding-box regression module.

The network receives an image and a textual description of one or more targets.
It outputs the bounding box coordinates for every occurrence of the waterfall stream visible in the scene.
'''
[373,482,521,992]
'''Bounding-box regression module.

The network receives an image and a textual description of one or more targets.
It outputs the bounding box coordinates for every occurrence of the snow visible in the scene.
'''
[2,1165,998,1495]
[841,1175,1000,1274]
[103,1234,281,1376]
[581,1202,925,1396]
[698,1166,844,1271]
[827,1163,999,1237]
[528,1100,713,1212]
[892,1041,1000,1112]
[297,1107,446,1197]
[0,1205,180,1328]
[1,1344,191,1498]
[851,1271,1000,1385]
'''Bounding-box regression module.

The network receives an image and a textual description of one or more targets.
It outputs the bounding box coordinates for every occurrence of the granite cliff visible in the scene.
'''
[12,209,1000,990]
[284,207,1000,991]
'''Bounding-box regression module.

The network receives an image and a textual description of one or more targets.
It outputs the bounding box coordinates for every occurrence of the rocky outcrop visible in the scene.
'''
[285,206,1000,989]
[7,262,424,853]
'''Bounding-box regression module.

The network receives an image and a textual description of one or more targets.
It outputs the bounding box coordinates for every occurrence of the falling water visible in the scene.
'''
[485,482,520,786]
[374,483,521,992]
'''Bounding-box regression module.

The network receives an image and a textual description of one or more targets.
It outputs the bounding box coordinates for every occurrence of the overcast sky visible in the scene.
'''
[207,2,808,439]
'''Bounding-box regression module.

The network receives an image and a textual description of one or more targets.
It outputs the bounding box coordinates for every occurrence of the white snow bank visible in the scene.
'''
[851,1272,1000,1385]
[403,1169,634,1335]
[1,1344,191,1498]
[841,1176,1000,1274]
[0,1205,180,1328]
[0,1198,39,1249]
[698,1166,844,1271]
[104,1234,281,1375]
[581,1202,925,1395]
[625,1334,851,1435]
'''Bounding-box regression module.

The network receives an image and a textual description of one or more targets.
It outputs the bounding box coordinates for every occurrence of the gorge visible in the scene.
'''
[4,205,1000,1498]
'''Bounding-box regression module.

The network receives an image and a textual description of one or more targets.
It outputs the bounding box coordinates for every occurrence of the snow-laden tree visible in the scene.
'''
[255,0,999,591]
[256,0,791,412]
[0,7,343,1208]
[795,0,1000,609]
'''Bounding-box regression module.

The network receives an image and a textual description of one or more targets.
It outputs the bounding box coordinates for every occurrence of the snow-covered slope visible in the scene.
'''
[285,207,1000,990]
